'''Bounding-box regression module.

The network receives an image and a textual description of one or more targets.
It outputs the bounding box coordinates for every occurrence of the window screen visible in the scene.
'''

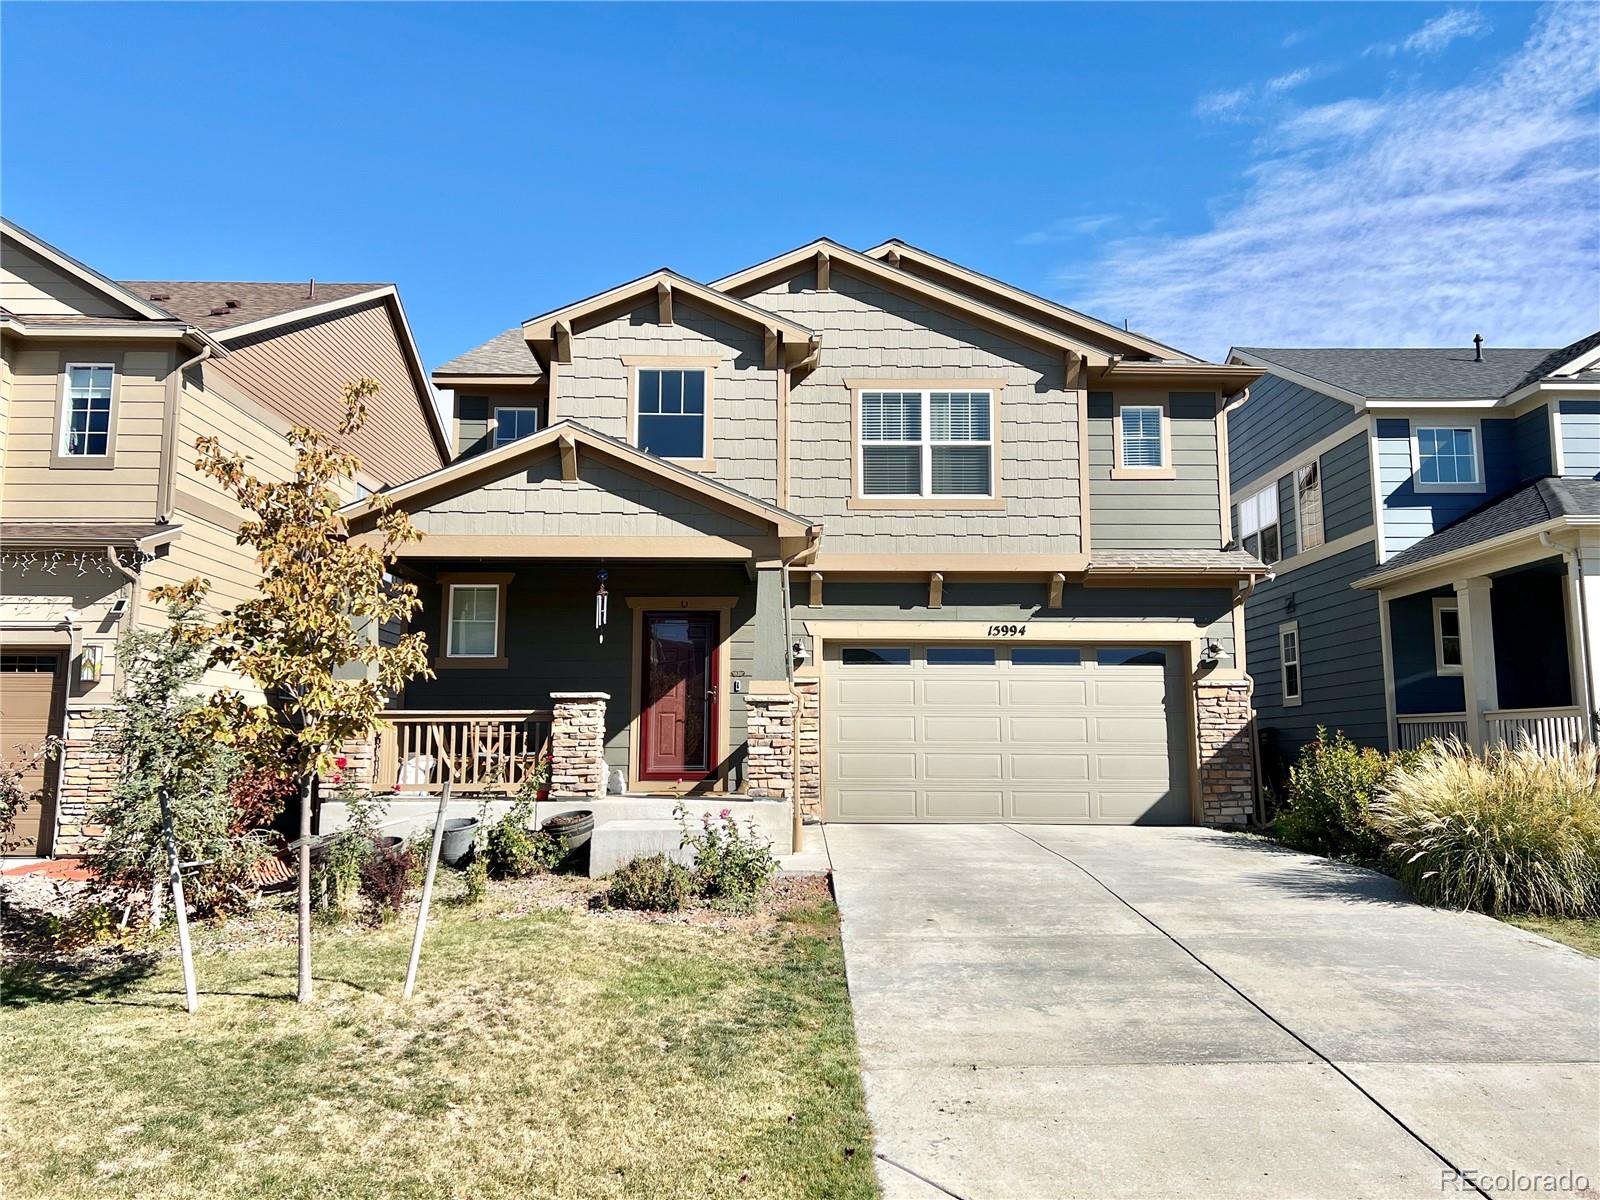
[1119,406,1164,468]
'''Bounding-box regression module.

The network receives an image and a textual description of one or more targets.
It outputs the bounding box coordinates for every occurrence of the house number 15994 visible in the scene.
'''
[986,624,1028,637]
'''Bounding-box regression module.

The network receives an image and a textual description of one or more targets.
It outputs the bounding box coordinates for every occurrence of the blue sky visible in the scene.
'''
[3,2,1594,368]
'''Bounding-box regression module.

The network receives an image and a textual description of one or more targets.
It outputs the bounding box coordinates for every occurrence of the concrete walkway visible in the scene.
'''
[828,824,1600,1200]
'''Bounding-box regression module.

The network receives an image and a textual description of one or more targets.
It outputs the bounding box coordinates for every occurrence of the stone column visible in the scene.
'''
[52,707,119,855]
[320,732,377,794]
[744,693,796,800]
[1195,680,1254,827]
[793,678,822,819]
[550,692,609,798]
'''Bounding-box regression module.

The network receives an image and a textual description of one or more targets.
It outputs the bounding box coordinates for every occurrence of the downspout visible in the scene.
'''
[779,526,822,853]
[159,342,213,524]
[1235,568,1272,825]
[1541,530,1596,741]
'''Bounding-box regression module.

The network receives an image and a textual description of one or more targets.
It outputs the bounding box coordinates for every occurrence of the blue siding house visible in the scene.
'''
[1225,333,1600,784]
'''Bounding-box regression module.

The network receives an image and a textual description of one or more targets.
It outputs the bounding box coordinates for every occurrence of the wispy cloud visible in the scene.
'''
[1264,67,1317,95]
[1061,4,1600,358]
[1017,214,1121,245]
[1368,7,1491,57]
[1194,86,1254,121]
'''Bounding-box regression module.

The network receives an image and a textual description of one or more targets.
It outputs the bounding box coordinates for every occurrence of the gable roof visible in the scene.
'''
[343,418,817,538]
[121,280,387,335]
[862,239,1199,363]
[1506,330,1600,393]
[1232,345,1568,403]
[1,216,175,321]
[434,326,543,380]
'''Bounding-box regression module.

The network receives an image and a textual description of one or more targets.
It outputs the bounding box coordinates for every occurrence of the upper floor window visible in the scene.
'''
[635,368,708,461]
[1239,483,1281,565]
[1295,461,1324,552]
[493,407,539,448]
[859,389,994,499]
[1118,405,1165,469]
[1414,425,1481,491]
[60,364,113,457]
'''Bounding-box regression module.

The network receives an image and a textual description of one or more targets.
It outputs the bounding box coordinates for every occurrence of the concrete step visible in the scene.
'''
[587,818,692,878]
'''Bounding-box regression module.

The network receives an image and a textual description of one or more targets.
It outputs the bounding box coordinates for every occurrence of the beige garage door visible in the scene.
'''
[824,643,1189,824]
[0,652,64,855]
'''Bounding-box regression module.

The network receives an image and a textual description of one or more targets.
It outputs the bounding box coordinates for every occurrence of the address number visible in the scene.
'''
[986,624,1028,637]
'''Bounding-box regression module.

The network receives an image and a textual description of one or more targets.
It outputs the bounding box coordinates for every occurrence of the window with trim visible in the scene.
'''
[1279,623,1302,706]
[446,584,502,659]
[859,389,993,498]
[636,368,708,460]
[1118,405,1165,469]
[61,364,113,457]
[1238,483,1281,565]
[493,407,539,448]
[1295,461,1324,551]
[1415,425,1480,489]
[1433,599,1463,675]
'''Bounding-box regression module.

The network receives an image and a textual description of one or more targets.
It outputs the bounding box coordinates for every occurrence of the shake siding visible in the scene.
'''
[750,267,1079,555]
[558,298,778,503]
[1228,372,1358,491]
[0,241,132,318]
[1087,391,1221,550]
[1558,400,1600,478]
[1321,434,1373,540]
[1515,403,1553,480]
[1245,539,1386,754]
[215,299,442,486]
[0,343,168,520]
[1377,416,1518,557]
[407,449,764,541]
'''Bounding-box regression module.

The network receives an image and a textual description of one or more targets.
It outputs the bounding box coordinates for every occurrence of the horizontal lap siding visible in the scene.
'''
[1,241,130,317]
[1377,416,1518,558]
[1516,403,1553,480]
[1559,401,1600,478]
[1229,373,1360,492]
[1088,391,1222,550]
[753,266,1080,555]
[559,299,778,504]
[1,344,168,520]
[1245,539,1386,755]
[1321,433,1373,540]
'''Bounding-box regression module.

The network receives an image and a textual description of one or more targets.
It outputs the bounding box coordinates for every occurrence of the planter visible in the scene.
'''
[439,817,480,868]
[372,835,404,854]
[542,809,594,871]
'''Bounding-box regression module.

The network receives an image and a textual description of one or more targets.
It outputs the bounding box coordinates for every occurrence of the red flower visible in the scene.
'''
[335,756,349,770]
[331,773,344,785]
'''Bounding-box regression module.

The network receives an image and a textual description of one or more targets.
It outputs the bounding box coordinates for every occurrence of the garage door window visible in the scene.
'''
[1012,647,1083,666]
[927,647,996,665]
[841,646,911,665]
[1097,647,1166,666]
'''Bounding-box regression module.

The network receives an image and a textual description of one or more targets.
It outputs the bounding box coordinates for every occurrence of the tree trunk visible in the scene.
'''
[296,771,313,1003]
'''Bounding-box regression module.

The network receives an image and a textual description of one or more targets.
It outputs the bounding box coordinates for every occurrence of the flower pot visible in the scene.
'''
[439,817,480,868]
[542,809,594,871]
[372,835,404,854]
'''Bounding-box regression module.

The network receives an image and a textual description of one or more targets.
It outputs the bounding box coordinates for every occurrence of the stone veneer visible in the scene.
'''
[549,692,608,798]
[793,679,821,819]
[743,693,796,800]
[52,707,118,855]
[1195,680,1255,827]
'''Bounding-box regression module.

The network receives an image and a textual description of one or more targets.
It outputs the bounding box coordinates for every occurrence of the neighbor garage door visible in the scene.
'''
[823,642,1189,824]
[0,651,64,855]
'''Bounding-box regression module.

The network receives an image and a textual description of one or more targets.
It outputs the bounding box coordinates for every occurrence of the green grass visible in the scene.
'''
[0,879,878,1199]
[1504,915,1600,957]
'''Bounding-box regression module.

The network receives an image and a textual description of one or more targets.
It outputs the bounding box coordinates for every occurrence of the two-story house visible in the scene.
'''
[0,218,450,856]
[1225,333,1600,779]
[341,239,1266,840]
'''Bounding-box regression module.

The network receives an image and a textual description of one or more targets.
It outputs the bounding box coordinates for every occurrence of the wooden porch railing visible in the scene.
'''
[1396,713,1469,750]
[1485,706,1587,754]
[374,710,552,795]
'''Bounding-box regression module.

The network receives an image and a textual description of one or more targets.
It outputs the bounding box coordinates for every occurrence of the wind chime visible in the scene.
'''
[595,568,609,644]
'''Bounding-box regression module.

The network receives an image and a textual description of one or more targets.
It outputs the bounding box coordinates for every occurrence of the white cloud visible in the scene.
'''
[1369,7,1491,57]
[1194,86,1254,121]
[1060,3,1599,359]
[1018,214,1120,245]
[1264,67,1317,95]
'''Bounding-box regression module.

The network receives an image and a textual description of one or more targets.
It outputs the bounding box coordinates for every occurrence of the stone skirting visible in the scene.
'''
[1196,680,1255,827]
[794,678,821,819]
[53,707,118,855]
[550,692,608,798]
[744,693,796,800]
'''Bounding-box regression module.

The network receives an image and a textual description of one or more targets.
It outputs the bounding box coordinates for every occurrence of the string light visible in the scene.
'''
[0,548,154,577]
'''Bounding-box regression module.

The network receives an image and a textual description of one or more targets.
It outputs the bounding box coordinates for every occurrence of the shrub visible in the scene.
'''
[359,839,416,923]
[1273,729,1417,859]
[312,830,367,920]
[679,804,777,906]
[1370,739,1600,917]
[483,796,565,879]
[459,854,489,906]
[606,854,691,912]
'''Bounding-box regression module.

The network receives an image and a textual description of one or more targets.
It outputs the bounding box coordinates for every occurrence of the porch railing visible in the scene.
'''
[1396,713,1469,750]
[1485,706,1587,754]
[373,710,552,795]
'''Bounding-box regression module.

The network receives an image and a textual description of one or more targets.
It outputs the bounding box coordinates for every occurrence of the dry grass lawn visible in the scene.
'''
[0,875,878,1199]
[1504,914,1600,957]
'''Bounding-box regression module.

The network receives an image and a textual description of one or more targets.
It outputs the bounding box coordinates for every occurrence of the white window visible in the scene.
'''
[859,389,994,498]
[60,364,113,457]
[447,584,501,658]
[1239,483,1281,565]
[636,368,708,460]
[1432,599,1463,676]
[1295,461,1324,552]
[493,407,539,448]
[1279,622,1302,706]
[1118,405,1165,468]
[1414,425,1481,490]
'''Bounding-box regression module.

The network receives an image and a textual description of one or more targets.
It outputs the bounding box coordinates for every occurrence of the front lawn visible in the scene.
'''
[0,875,878,1199]
[1504,915,1600,958]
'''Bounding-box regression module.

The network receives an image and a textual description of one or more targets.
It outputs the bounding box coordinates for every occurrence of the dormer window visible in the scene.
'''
[492,407,539,448]
[634,367,709,463]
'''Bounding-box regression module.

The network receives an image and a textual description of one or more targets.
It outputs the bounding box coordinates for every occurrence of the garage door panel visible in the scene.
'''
[1009,753,1090,781]
[1091,678,1167,706]
[924,790,1005,819]
[1098,788,1183,824]
[923,752,1005,780]
[1005,678,1088,706]
[924,716,1003,743]
[837,677,917,706]
[837,751,920,781]
[835,788,920,819]
[923,678,1002,706]
[1097,752,1174,782]
[1008,716,1089,744]
[1011,790,1094,821]
[835,715,919,746]
[1094,715,1172,744]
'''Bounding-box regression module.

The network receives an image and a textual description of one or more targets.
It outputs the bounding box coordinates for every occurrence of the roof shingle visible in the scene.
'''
[433,326,542,377]
[1234,346,1557,400]
[120,280,384,333]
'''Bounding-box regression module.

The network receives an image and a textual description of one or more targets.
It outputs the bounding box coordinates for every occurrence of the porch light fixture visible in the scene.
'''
[791,641,809,668]
[80,644,104,683]
[595,568,609,644]
[1198,640,1222,670]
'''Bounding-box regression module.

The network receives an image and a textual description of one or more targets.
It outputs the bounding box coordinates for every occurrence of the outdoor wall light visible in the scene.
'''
[791,641,809,667]
[79,644,104,683]
[1198,640,1223,670]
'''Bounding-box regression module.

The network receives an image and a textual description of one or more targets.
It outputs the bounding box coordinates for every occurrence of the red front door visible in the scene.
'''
[639,612,718,781]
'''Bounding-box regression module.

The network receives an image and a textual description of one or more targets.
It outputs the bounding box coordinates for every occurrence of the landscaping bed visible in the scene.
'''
[0,872,879,1200]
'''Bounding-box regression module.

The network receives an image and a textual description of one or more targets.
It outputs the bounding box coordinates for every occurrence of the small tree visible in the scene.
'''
[152,379,431,1003]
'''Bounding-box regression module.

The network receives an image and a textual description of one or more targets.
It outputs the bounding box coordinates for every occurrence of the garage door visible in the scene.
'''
[0,652,64,856]
[824,643,1189,824]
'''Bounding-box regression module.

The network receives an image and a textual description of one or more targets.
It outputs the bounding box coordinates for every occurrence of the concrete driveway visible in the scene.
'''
[828,824,1600,1200]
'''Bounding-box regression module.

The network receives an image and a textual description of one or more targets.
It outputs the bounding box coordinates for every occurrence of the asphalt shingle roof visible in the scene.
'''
[1235,346,1556,400]
[433,326,542,377]
[121,281,384,333]
[1092,548,1267,572]
[1357,477,1600,585]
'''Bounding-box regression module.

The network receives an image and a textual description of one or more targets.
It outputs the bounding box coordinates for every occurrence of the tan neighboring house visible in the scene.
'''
[0,217,449,856]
